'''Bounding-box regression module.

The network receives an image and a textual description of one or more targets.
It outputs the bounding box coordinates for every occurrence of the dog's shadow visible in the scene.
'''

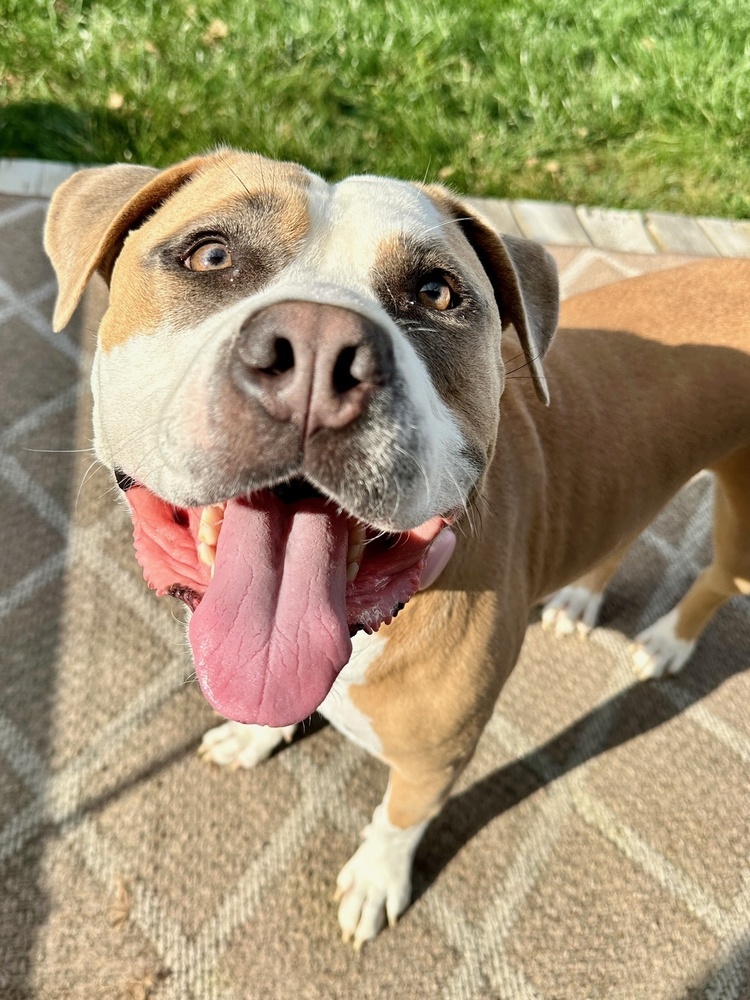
[410,600,749,902]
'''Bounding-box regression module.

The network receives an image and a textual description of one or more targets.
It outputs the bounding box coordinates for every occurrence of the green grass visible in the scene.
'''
[2,0,749,217]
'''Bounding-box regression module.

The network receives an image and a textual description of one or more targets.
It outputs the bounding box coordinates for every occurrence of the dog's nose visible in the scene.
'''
[232,301,393,437]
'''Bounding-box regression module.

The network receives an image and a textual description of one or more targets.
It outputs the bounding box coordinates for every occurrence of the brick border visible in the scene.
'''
[3,156,750,257]
[469,196,750,258]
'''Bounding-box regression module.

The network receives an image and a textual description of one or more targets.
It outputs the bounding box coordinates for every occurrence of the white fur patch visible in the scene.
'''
[318,630,387,758]
[198,720,297,768]
[335,783,428,949]
[631,609,696,680]
[541,585,603,637]
[90,303,246,498]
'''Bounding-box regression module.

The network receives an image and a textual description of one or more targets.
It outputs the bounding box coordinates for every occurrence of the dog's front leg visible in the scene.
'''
[335,758,464,949]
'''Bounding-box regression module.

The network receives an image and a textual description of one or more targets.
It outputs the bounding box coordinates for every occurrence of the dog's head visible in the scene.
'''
[45,150,558,725]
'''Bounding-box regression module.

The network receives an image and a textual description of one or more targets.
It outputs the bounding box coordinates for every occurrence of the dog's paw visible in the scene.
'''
[334,831,412,950]
[198,721,297,768]
[631,610,695,680]
[541,585,603,638]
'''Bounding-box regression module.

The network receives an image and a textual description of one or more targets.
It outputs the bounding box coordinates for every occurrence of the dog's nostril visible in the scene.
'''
[332,345,361,395]
[261,337,295,376]
[240,333,295,376]
[333,342,382,395]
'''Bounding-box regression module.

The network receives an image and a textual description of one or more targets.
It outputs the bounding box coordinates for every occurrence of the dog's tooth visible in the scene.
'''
[198,504,224,546]
[347,540,365,565]
[347,522,366,567]
[348,522,366,547]
[198,540,216,569]
[346,561,360,584]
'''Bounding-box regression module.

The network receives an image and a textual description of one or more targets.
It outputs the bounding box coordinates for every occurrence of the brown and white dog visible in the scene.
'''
[44,151,750,948]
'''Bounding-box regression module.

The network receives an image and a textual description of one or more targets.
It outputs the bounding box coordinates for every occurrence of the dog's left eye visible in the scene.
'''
[184,241,233,272]
[418,276,459,311]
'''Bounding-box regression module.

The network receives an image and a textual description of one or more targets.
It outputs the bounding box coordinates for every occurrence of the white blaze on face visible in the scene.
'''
[292,175,444,293]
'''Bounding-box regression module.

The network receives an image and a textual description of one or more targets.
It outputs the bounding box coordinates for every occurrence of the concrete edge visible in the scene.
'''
[2,156,750,258]
[0,157,81,198]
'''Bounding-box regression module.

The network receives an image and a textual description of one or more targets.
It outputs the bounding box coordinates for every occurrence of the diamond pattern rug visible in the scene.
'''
[0,193,748,1000]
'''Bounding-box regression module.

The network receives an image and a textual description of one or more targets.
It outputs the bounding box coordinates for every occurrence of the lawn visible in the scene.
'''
[1,0,749,218]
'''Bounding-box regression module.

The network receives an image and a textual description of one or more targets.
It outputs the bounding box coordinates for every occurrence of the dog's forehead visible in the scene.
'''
[328,175,443,232]
[159,159,440,237]
[146,160,452,277]
[142,155,313,233]
[168,162,467,293]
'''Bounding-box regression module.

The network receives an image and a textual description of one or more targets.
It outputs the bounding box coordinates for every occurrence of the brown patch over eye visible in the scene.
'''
[418,277,456,311]
[184,241,233,272]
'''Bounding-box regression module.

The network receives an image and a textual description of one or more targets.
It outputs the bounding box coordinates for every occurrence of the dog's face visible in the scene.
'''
[45,150,558,727]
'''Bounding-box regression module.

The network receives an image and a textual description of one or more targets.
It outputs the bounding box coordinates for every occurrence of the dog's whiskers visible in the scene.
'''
[23,445,96,454]
[417,215,474,238]
[76,458,109,509]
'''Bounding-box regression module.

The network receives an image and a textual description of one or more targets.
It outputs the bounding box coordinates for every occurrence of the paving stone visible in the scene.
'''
[645,211,719,256]
[465,196,523,237]
[696,217,750,258]
[38,159,77,196]
[511,199,591,245]
[0,158,76,197]
[576,205,656,254]
[0,158,39,195]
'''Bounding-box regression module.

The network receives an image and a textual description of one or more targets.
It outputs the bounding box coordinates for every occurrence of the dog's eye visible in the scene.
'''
[418,276,458,311]
[184,241,233,272]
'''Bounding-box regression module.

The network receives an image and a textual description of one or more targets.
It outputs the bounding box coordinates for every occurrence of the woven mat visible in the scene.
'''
[1,193,748,1000]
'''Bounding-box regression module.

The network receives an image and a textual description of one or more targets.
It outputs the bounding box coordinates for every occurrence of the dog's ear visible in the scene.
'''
[424,185,559,406]
[44,155,214,331]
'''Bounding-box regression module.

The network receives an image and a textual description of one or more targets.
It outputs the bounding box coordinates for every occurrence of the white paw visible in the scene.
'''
[631,610,695,680]
[198,720,297,769]
[541,585,603,638]
[334,833,412,950]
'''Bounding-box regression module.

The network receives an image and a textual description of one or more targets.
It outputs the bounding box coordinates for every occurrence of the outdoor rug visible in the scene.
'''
[0,192,748,1000]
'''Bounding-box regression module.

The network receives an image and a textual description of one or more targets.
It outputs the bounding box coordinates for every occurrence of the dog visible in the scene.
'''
[44,150,750,948]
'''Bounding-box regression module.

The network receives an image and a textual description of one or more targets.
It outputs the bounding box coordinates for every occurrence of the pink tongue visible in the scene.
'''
[189,495,352,726]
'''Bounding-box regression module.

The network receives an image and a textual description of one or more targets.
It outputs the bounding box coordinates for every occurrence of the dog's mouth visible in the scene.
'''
[122,475,457,726]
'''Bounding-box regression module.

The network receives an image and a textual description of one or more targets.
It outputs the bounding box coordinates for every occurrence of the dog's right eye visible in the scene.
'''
[417,273,460,312]
[183,241,233,272]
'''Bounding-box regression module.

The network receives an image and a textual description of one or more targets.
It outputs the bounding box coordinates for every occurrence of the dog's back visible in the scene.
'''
[559,258,750,352]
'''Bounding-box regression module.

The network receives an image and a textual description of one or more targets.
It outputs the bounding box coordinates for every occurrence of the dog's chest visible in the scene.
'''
[317,631,387,759]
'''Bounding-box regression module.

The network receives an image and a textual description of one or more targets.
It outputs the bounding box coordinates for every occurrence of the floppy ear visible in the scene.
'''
[44,155,214,331]
[424,185,559,405]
